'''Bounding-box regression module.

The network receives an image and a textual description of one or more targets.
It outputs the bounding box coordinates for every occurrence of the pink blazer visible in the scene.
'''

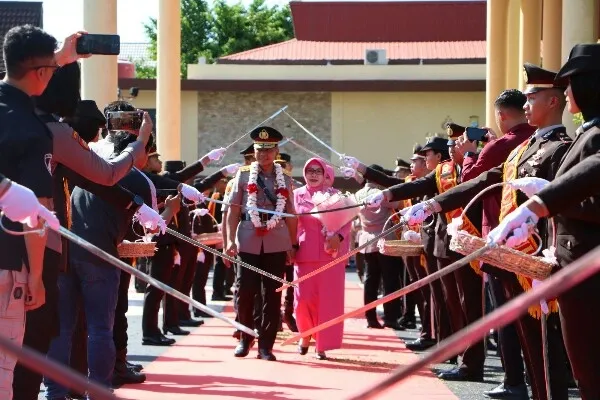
[293,186,351,263]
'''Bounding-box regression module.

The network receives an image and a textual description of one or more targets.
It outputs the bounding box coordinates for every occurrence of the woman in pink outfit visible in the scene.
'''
[293,158,350,360]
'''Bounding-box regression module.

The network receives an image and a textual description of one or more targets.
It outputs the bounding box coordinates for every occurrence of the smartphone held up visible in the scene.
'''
[106,111,145,132]
[466,127,489,142]
[76,34,120,55]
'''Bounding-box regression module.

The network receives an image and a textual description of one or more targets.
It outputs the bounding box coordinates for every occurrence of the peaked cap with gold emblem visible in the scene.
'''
[446,123,466,146]
[523,63,567,94]
[250,126,283,149]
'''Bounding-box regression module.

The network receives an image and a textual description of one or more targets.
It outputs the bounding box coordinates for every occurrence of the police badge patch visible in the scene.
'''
[72,131,90,151]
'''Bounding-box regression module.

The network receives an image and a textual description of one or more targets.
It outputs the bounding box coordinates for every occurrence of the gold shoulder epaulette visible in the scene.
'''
[239,165,251,172]
[283,169,292,177]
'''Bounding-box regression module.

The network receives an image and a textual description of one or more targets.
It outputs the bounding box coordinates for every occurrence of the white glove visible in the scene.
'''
[222,163,241,177]
[135,204,167,234]
[531,279,549,314]
[508,177,550,198]
[400,202,432,226]
[205,147,226,162]
[504,222,531,248]
[38,206,60,231]
[365,191,384,208]
[403,230,422,244]
[197,250,205,263]
[341,155,360,170]
[487,205,539,246]
[339,167,356,179]
[0,181,59,229]
[180,183,206,203]
[174,251,181,265]
[192,208,209,217]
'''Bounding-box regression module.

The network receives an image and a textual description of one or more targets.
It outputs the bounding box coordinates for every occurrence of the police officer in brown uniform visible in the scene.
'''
[363,135,486,381]
[407,64,572,398]
[488,44,600,400]
[226,126,298,361]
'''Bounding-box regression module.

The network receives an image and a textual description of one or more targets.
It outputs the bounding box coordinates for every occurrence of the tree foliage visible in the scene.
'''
[140,0,293,78]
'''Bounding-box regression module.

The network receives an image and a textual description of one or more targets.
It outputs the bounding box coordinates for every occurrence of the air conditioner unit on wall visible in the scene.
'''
[364,49,387,65]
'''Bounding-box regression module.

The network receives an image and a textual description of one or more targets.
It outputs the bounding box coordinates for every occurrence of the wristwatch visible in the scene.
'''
[464,151,478,158]
[127,195,144,211]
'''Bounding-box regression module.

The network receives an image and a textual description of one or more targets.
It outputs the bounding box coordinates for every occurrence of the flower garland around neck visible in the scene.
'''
[246,161,288,235]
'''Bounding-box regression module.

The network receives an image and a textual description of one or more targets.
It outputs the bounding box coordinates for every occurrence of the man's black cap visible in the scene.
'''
[240,143,255,156]
[276,153,291,163]
[164,161,186,173]
[523,62,567,94]
[250,126,283,149]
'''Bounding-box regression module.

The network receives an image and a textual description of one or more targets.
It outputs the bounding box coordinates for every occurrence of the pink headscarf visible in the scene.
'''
[303,158,335,194]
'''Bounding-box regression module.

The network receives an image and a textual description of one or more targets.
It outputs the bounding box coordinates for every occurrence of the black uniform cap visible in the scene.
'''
[420,136,448,153]
[276,153,291,163]
[164,160,186,173]
[250,126,283,149]
[523,63,567,94]
[446,123,465,146]
[556,43,600,80]
[240,143,255,156]
[395,158,410,169]
[410,143,425,160]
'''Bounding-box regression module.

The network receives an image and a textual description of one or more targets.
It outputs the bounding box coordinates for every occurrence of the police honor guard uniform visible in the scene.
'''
[433,63,572,399]
[385,136,487,381]
[227,126,296,361]
[529,44,600,399]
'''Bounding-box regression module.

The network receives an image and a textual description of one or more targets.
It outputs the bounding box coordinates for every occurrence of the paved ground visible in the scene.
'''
[36,269,582,399]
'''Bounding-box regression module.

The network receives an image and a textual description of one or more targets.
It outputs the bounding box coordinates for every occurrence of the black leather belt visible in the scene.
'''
[242,212,285,222]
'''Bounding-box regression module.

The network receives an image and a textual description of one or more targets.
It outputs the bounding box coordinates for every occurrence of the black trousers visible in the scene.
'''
[134,257,149,292]
[13,249,61,400]
[173,245,200,321]
[558,270,600,400]
[502,275,569,400]
[253,264,294,320]
[363,252,403,324]
[423,252,452,341]
[142,244,176,336]
[437,256,485,375]
[404,256,432,340]
[114,265,132,353]
[192,251,213,316]
[212,254,227,297]
[283,265,294,315]
[488,275,525,387]
[237,251,286,349]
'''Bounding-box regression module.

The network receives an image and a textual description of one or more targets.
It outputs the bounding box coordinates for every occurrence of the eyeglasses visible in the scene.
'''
[306,168,324,175]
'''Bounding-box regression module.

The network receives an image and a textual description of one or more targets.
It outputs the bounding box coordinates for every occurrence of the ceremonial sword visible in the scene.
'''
[165,227,296,287]
[347,243,600,400]
[280,243,494,346]
[0,215,258,338]
[275,217,409,293]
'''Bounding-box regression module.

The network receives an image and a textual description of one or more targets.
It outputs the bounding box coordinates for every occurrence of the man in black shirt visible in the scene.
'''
[0,25,88,397]
[45,132,171,398]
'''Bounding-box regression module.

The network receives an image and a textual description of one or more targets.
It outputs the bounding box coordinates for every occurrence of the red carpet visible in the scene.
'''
[116,281,457,399]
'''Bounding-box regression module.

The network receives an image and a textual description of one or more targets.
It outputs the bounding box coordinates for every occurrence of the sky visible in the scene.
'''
[18,0,288,42]
[17,0,471,43]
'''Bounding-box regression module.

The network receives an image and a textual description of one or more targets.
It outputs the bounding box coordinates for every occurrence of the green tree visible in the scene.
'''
[132,60,157,79]
[573,112,584,125]
[140,0,294,78]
